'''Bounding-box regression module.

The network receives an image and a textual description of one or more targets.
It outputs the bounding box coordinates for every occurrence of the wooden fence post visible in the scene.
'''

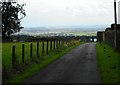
[61,40,62,46]
[42,41,44,56]
[22,44,25,64]
[46,40,49,54]
[12,45,16,69]
[30,43,33,61]
[59,40,60,46]
[54,39,55,49]
[50,40,52,50]
[36,42,39,58]
[63,40,65,47]
[56,40,58,49]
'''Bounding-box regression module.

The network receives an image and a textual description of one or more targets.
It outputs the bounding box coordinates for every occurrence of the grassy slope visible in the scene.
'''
[3,41,84,84]
[96,43,120,83]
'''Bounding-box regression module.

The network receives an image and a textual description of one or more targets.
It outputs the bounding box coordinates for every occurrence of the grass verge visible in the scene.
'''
[96,42,120,83]
[4,41,84,84]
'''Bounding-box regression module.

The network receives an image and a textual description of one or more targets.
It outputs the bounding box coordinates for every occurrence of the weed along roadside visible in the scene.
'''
[96,42,120,83]
[2,38,84,84]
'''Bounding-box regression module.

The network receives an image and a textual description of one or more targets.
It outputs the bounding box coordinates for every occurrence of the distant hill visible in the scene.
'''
[21,25,108,33]
[14,25,108,36]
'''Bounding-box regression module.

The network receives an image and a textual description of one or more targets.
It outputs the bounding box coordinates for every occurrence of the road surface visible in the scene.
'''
[24,43,101,83]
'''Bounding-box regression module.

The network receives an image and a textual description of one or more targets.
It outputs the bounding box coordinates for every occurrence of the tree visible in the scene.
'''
[1,2,26,41]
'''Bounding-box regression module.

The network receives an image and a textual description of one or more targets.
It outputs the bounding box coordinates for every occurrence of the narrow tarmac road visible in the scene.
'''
[24,43,101,83]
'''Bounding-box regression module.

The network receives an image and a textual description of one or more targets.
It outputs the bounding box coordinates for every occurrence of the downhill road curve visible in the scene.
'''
[24,43,101,83]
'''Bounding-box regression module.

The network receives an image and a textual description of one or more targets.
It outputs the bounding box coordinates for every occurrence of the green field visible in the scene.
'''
[68,32,97,36]
[96,43,120,83]
[3,42,49,69]
[2,41,53,82]
[2,40,83,84]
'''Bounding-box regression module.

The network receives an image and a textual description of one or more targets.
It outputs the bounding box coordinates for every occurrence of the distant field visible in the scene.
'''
[68,32,97,36]
[15,31,97,37]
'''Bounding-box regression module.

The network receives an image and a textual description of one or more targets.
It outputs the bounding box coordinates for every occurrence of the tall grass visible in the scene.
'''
[96,42,120,83]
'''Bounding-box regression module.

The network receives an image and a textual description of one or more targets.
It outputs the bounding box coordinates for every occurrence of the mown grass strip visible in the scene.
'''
[4,41,84,84]
[96,42,120,83]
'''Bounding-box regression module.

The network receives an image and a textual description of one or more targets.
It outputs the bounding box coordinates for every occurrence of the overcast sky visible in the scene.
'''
[19,0,120,28]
